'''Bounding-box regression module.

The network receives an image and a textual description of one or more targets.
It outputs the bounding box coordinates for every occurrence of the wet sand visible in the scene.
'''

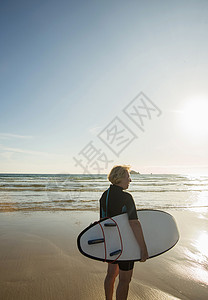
[0,210,207,299]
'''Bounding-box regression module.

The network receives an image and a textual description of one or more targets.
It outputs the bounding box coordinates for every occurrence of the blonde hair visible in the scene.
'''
[108,165,131,185]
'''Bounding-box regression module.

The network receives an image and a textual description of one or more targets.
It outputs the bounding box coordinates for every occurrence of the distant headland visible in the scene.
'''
[130,170,140,174]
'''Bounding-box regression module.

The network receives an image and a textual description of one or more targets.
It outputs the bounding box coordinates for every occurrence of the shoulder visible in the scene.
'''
[122,191,135,205]
[122,190,134,200]
[99,189,108,201]
[102,189,108,196]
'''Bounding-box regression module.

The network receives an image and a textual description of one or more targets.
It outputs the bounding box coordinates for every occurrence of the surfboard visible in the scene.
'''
[77,209,179,262]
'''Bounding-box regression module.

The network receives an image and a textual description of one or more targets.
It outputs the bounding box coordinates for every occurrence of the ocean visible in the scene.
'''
[0,173,208,213]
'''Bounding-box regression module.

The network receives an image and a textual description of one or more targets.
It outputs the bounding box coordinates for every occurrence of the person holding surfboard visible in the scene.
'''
[99,165,149,300]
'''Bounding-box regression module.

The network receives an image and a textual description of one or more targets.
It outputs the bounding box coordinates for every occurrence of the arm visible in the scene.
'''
[129,219,149,262]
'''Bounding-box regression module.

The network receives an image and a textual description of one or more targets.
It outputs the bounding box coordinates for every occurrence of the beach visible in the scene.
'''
[0,209,207,300]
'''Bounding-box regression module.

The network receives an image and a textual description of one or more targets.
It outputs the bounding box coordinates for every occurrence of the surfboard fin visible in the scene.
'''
[88,238,105,245]
[104,222,116,227]
[110,249,122,256]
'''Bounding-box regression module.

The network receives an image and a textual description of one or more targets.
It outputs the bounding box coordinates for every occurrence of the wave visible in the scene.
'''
[1,187,208,193]
[0,184,46,188]
[131,188,208,192]
[1,203,208,213]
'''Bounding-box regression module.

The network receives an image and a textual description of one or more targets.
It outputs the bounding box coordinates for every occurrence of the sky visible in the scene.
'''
[1,0,208,175]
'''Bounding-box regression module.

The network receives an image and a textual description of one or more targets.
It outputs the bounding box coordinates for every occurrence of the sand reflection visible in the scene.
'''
[193,231,208,262]
[186,231,208,285]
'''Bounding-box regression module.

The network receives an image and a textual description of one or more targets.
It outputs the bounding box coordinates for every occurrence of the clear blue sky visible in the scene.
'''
[1,0,208,174]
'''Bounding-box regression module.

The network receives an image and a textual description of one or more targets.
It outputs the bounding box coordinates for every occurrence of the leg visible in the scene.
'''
[104,263,119,300]
[116,269,133,300]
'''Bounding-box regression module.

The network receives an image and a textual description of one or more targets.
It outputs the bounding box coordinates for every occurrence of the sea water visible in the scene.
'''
[0,173,208,212]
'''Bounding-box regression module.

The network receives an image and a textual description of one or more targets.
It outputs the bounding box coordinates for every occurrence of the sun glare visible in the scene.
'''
[181,98,208,138]
[195,231,208,260]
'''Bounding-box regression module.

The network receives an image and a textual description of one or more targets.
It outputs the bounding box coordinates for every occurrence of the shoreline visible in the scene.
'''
[0,209,207,299]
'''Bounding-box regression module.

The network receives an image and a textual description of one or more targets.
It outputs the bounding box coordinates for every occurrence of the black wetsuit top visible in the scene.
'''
[99,184,138,220]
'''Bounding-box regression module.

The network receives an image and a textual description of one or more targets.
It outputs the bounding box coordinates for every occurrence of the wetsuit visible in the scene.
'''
[99,184,138,271]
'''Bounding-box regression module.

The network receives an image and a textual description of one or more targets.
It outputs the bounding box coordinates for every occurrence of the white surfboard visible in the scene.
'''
[77,209,179,262]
